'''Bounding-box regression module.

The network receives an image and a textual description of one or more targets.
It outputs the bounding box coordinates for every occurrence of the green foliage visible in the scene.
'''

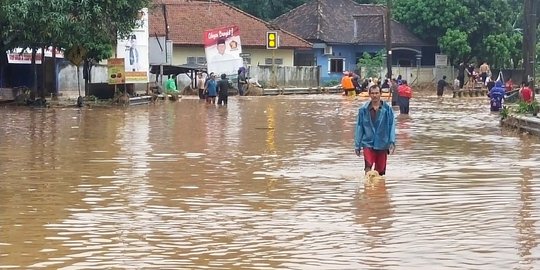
[438,29,471,62]
[223,0,382,20]
[500,106,509,119]
[357,50,384,78]
[0,0,151,93]
[355,0,386,3]
[484,33,521,68]
[393,0,520,67]
[323,80,340,87]
[1,0,151,52]
[514,100,540,115]
[224,0,308,21]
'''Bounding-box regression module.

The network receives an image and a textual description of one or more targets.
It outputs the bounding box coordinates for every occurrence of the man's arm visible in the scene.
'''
[388,108,396,153]
[354,109,364,155]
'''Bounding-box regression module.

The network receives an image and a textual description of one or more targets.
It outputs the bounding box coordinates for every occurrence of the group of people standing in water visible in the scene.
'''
[342,72,413,115]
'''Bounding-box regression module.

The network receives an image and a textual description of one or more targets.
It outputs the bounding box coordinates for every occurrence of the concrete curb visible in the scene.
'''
[500,114,540,136]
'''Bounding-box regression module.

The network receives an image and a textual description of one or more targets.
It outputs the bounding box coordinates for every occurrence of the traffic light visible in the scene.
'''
[266,31,278,49]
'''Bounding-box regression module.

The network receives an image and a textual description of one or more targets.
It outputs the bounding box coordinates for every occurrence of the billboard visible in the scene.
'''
[204,25,243,76]
[108,58,126,84]
[116,8,149,83]
[7,47,64,64]
[148,36,173,65]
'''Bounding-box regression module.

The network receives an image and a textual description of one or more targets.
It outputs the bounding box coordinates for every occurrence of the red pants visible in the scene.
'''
[363,148,388,175]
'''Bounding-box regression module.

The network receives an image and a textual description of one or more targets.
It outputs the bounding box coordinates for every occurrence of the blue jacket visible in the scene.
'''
[206,79,218,97]
[488,81,505,109]
[489,81,505,99]
[354,101,396,150]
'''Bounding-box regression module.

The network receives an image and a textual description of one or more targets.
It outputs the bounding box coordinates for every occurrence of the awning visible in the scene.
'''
[149,64,207,76]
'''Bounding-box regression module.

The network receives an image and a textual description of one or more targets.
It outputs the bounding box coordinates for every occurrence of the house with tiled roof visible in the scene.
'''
[148,0,311,71]
[273,0,437,82]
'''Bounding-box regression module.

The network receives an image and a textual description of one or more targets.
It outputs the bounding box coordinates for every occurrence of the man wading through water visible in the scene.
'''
[354,85,396,176]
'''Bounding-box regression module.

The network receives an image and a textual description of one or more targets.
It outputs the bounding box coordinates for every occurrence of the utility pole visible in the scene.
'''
[523,0,537,90]
[385,0,392,79]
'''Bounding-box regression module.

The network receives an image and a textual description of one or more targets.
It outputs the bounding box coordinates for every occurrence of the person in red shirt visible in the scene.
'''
[505,78,514,92]
[397,80,413,114]
[520,81,534,103]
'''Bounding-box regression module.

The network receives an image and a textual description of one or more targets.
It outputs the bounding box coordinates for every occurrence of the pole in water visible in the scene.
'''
[76,65,83,107]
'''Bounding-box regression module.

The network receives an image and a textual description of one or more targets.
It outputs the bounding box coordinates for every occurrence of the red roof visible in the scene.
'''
[149,0,311,48]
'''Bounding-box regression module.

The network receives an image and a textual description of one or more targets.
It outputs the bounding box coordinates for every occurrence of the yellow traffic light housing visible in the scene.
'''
[266,31,278,49]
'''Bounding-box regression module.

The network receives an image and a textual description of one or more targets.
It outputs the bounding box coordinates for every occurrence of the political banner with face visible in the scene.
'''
[204,25,243,77]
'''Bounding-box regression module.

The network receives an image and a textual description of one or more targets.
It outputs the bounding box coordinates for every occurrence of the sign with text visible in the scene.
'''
[6,47,64,64]
[116,8,149,83]
[435,54,448,67]
[66,45,87,66]
[203,25,243,76]
[108,58,126,84]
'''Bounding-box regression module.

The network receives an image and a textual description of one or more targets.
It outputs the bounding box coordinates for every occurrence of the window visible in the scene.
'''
[329,58,344,73]
[324,46,333,55]
[398,59,412,67]
[263,58,283,65]
[187,56,206,65]
[196,57,206,65]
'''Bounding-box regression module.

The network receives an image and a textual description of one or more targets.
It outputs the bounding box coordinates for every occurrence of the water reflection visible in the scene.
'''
[396,114,413,151]
[516,135,537,269]
[264,104,276,154]
[517,167,536,269]
[1,96,540,269]
[353,180,394,269]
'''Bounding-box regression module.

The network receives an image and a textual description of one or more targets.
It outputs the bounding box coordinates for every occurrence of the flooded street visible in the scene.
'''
[1,94,540,269]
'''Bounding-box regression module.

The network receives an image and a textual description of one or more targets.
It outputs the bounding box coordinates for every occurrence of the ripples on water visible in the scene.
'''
[0,95,539,269]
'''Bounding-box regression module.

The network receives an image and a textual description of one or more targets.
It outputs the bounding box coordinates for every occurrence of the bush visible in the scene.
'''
[512,100,540,116]
[323,80,340,87]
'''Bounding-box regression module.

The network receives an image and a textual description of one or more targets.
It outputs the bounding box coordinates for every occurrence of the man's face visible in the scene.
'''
[369,88,381,102]
[217,43,226,55]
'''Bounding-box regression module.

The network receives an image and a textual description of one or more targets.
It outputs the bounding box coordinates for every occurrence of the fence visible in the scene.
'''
[389,67,526,86]
[246,65,320,88]
[359,66,455,86]
[55,62,527,95]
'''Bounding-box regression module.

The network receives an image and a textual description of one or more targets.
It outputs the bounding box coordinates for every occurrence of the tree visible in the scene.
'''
[2,0,71,98]
[438,29,470,66]
[224,0,307,21]
[357,50,385,78]
[393,0,521,67]
[59,1,152,96]
[223,0,383,21]
[0,0,151,97]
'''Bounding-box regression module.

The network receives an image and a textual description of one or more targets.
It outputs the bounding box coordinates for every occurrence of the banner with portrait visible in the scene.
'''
[204,25,243,77]
[116,8,149,83]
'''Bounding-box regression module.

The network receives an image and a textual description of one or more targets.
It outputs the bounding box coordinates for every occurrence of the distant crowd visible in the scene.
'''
[341,71,412,115]
[450,61,534,112]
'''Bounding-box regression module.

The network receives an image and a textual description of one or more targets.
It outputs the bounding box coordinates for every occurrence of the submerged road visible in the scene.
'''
[0,94,539,269]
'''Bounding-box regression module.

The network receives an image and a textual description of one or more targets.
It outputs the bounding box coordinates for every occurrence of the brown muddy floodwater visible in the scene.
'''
[1,94,539,269]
